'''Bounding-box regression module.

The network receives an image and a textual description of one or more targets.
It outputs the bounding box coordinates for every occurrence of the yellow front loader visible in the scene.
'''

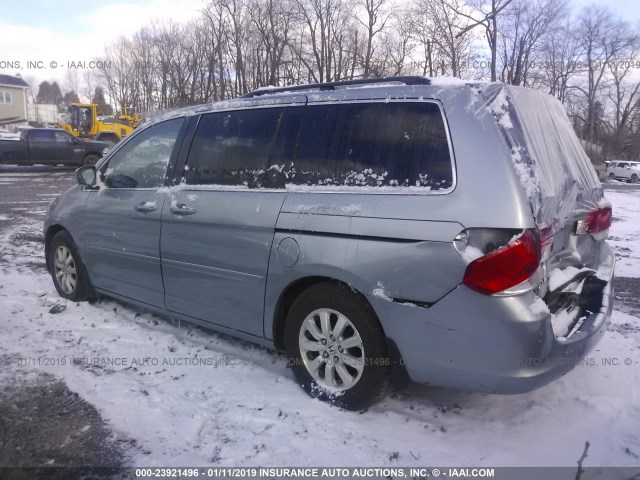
[117,106,141,129]
[61,103,135,147]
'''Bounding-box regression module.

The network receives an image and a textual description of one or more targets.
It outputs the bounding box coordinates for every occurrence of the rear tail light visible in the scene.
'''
[576,204,612,240]
[455,229,541,295]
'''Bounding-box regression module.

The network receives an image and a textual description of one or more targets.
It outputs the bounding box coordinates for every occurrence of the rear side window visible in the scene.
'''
[278,102,453,191]
[30,131,55,142]
[185,108,283,187]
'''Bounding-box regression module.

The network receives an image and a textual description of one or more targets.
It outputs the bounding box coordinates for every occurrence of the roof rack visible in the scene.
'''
[241,76,431,98]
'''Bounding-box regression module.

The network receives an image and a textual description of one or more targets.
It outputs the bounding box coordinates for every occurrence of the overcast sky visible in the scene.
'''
[0,0,639,92]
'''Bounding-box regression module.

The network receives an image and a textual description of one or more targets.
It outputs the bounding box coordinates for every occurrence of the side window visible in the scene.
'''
[54,131,73,143]
[287,102,453,191]
[30,131,55,143]
[102,118,183,189]
[185,108,283,187]
[266,106,305,188]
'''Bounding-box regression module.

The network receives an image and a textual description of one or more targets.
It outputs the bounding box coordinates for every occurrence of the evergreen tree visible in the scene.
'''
[36,81,51,103]
[92,87,113,116]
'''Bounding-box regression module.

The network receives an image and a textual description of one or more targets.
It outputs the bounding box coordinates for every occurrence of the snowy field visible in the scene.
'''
[0,171,639,467]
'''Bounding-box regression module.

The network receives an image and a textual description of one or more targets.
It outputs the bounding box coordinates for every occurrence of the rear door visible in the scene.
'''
[28,130,57,164]
[84,118,185,307]
[160,102,304,336]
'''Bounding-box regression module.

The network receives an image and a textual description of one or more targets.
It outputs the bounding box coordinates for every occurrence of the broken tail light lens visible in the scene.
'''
[460,229,541,295]
[575,204,612,239]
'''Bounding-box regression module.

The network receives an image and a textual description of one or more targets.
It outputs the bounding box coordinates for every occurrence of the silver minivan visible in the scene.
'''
[45,77,615,410]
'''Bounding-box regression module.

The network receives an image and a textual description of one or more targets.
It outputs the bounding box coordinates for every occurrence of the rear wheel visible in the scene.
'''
[608,172,615,180]
[631,174,639,184]
[82,154,100,167]
[48,231,91,302]
[284,283,391,410]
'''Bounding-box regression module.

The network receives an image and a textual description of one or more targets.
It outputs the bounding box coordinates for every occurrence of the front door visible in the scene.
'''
[84,118,184,307]
[53,130,83,165]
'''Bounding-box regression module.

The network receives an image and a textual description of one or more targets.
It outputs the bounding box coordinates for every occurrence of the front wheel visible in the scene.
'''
[284,283,391,410]
[608,172,615,180]
[48,231,91,302]
[631,174,639,184]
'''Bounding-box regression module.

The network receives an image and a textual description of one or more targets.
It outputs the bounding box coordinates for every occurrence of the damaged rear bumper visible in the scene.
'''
[370,243,615,394]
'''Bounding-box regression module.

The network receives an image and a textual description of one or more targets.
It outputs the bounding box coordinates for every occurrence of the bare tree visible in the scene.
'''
[576,5,639,143]
[536,18,583,102]
[497,0,567,87]
[249,0,296,86]
[384,8,414,76]
[294,0,356,82]
[603,44,640,157]
[411,0,474,78]
[454,0,515,81]
[355,0,391,77]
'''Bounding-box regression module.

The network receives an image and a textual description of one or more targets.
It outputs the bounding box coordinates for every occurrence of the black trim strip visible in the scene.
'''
[274,227,423,244]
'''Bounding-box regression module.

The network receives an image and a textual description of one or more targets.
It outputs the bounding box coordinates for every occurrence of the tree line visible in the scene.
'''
[94,0,640,160]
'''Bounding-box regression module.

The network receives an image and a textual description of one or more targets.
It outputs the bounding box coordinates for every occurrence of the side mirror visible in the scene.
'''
[76,166,97,188]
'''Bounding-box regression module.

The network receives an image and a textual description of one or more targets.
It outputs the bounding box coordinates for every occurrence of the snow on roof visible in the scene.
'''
[0,74,29,88]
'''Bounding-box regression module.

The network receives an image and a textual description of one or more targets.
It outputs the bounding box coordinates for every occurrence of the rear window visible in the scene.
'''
[283,102,453,191]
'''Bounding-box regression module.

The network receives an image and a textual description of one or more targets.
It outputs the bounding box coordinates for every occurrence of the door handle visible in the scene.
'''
[135,202,157,213]
[170,204,197,216]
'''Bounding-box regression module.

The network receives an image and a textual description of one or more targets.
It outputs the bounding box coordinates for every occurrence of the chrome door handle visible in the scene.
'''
[170,204,197,216]
[135,203,157,213]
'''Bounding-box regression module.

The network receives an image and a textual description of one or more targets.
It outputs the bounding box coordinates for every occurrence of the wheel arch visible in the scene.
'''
[44,224,68,272]
[45,224,97,299]
[273,275,411,392]
[271,275,379,351]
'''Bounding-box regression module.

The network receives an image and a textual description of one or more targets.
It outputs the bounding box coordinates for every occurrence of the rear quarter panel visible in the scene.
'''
[263,85,536,341]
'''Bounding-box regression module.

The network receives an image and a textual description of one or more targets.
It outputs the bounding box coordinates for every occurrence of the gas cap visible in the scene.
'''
[277,237,300,268]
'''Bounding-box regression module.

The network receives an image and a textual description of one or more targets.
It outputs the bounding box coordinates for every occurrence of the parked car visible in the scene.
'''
[606,160,640,183]
[44,77,615,410]
[0,128,108,166]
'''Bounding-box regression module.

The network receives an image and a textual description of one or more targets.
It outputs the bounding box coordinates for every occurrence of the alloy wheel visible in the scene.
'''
[54,245,77,294]
[298,308,365,390]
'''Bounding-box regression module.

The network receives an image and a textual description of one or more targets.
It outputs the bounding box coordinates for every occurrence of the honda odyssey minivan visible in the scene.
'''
[44,76,615,410]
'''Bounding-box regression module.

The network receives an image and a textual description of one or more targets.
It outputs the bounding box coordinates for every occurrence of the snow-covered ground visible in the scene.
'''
[607,189,640,278]
[0,180,639,467]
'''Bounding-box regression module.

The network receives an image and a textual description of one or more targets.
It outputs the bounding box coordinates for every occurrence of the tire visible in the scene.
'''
[82,154,100,167]
[608,172,615,180]
[48,231,92,302]
[284,283,391,410]
[631,174,639,184]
